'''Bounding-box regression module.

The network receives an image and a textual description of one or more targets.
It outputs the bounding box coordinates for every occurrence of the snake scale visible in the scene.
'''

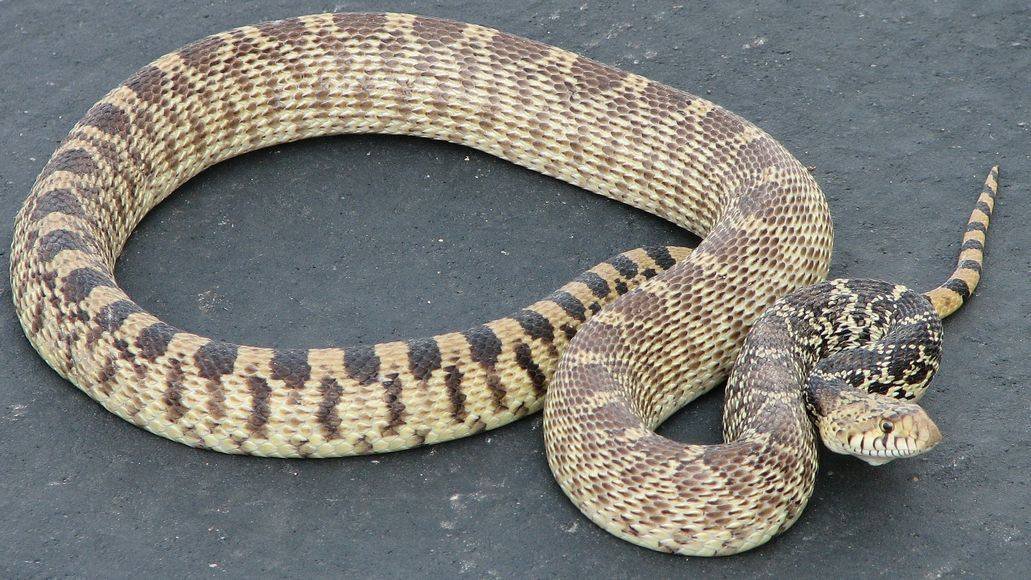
[11,13,998,556]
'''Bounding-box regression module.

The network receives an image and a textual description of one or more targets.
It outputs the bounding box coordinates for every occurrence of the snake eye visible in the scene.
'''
[881,420,894,434]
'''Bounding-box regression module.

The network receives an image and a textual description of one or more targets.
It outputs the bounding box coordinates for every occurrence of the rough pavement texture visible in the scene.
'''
[1,1,1027,577]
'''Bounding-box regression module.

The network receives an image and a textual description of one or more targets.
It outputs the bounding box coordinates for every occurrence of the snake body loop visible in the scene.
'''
[12,12,830,458]
[11,13,995,556]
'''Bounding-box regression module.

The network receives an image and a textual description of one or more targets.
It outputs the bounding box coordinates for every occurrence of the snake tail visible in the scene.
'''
[923,165,1000,318]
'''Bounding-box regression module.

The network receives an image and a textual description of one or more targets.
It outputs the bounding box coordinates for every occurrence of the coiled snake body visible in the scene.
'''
[10,13,997,556]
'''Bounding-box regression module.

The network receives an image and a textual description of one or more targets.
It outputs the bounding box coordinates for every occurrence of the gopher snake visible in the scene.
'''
[10,13,997,556]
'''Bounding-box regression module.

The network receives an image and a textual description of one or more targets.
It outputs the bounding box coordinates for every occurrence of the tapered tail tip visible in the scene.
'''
[922,165,1000,319]
[987,165,1000,189]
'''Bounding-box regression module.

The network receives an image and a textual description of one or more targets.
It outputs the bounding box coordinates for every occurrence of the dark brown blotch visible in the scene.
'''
[548,291,587,321]
[178,35,227,69]
[486,374,507,411]
[95,300,143,333]
[246,376,272,436]
[123,65,167,104]
[316,377,343,439]
[444,365,467,422]
[80,103,129,137]
[514,343,547,396]
[943,278,972,299]
[958,260,982,275]
[381,373,406,436]
[257,17,309,48]
[40,148,98,181]
[576,271,611,299]
[193,341,238,380]
[644,246,677,270]
[607,254,639,279]
[411,15,467,44]
[163,359,186,422]
[407,337,442,381]
[332,12,388,37]
[463,325,503,367]
[270,349,311,389]
[61,267,114,303]
[512,309,555,343]
[136,322,177,361]
[961,239,984,252]
[37,229,91,262]
[488,31,552,64]
[29,188,85,222]
[344,345,380,385]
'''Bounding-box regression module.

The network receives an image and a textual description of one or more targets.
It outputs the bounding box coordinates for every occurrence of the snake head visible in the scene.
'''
[807,379,942,466]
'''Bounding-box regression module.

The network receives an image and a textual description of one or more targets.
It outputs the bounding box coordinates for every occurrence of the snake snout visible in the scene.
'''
[855,405,942,465]
[814,389,943,465]
[904,408,942,450]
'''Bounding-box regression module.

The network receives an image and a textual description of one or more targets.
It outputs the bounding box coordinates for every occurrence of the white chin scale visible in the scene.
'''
[859,455,895,466]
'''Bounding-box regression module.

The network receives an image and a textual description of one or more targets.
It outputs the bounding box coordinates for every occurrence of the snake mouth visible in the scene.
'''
[847,426,943,466]
[854,445,930,466]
